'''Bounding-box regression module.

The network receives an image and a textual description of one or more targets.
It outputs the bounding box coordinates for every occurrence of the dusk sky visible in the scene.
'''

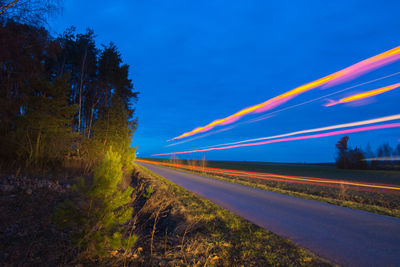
[51,0,400,162]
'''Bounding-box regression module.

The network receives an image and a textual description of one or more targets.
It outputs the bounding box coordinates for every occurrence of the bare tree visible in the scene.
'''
[0,0,19,15]
[0,0,62,25]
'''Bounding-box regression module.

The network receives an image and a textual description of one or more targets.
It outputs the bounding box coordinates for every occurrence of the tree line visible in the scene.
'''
[1,3,140,256]
[335,136,400,170]
[0,18,138,169]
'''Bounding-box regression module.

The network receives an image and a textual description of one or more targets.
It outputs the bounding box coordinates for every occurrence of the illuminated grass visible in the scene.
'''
[133,163,332,266]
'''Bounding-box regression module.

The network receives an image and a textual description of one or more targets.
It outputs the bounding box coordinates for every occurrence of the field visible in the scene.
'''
[139,158,400,218]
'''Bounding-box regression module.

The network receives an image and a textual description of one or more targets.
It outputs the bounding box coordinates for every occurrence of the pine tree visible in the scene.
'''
[55,149,136,256]
[90,95,137,172]
[335,136,350,169]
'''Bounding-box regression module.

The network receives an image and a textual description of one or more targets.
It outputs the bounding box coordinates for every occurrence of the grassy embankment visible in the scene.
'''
[141,158,400,218]
[131,163,332,266]
[0,162,332,266]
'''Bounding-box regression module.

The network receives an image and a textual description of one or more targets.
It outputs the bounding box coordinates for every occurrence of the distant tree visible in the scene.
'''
[364,143,374,167]
[335,137,400,170]
[377,143,393,168]
[335,136,367,169]
[394,144,400,169]
[364,143,381,169]
[335,136,349,169]
[336,136,349,152]
[347,146,367,169]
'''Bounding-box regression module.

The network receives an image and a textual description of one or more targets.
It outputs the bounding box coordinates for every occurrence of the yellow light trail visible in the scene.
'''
[171,46,400,141]
[244,71,400,125]
[325,83,400,106]
[177,72,400,148]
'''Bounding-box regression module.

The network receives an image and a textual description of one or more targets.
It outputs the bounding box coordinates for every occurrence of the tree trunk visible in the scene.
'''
[34,129,41,165]
[78,48,87,134]
[87,105,94,138]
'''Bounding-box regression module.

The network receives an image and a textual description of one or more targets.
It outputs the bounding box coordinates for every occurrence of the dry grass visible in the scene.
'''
[124,163,333,266]
[62,157,94,176]
[0,160,333,266]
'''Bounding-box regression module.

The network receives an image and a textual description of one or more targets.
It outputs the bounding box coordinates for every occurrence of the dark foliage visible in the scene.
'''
[335,136,399,170]
[0,20,138,167]
[0,2,143,262]
[0,18,140,260]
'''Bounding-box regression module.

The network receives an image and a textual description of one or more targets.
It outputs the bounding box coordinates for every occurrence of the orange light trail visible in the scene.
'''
[242,71,400,126]
[325,82,400,106]
[154,123,400,156]
[137,159,400,192]
[171,46,400,141]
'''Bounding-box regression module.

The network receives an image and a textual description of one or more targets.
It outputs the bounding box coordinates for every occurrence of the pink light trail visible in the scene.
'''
[171,46,400,141]
[153,123,400,156]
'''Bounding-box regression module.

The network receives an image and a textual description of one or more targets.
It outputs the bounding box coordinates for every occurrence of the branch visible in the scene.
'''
[0,0,20,15]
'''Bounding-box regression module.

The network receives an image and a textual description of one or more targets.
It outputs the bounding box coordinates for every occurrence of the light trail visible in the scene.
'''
[171,46,400,141]
[242,71,400,125]
[166,126,236,147]
[198,114,400,149]
[154,123,400,156]
[325,82,400,106]
[173,72,400,149]
[137,159,400,191]
[363,157,400,161]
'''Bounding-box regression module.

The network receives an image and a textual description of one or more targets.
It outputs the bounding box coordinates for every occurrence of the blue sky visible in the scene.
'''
[51,0,400,162]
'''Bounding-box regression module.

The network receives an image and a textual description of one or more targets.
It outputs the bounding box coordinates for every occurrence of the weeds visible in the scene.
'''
[132,163,331,266]
[143,185,154,199]
[338,183,347,200]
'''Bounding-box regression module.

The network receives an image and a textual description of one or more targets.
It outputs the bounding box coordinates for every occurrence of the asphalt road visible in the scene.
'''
[138,161,400,267]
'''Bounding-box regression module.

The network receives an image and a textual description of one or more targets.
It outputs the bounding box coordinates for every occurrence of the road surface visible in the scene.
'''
[138,161,400,267]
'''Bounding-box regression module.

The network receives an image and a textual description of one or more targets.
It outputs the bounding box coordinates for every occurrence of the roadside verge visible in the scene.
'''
[132,163,332,266]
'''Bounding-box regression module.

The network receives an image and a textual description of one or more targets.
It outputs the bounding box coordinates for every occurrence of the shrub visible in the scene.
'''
[54,149,136,257]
